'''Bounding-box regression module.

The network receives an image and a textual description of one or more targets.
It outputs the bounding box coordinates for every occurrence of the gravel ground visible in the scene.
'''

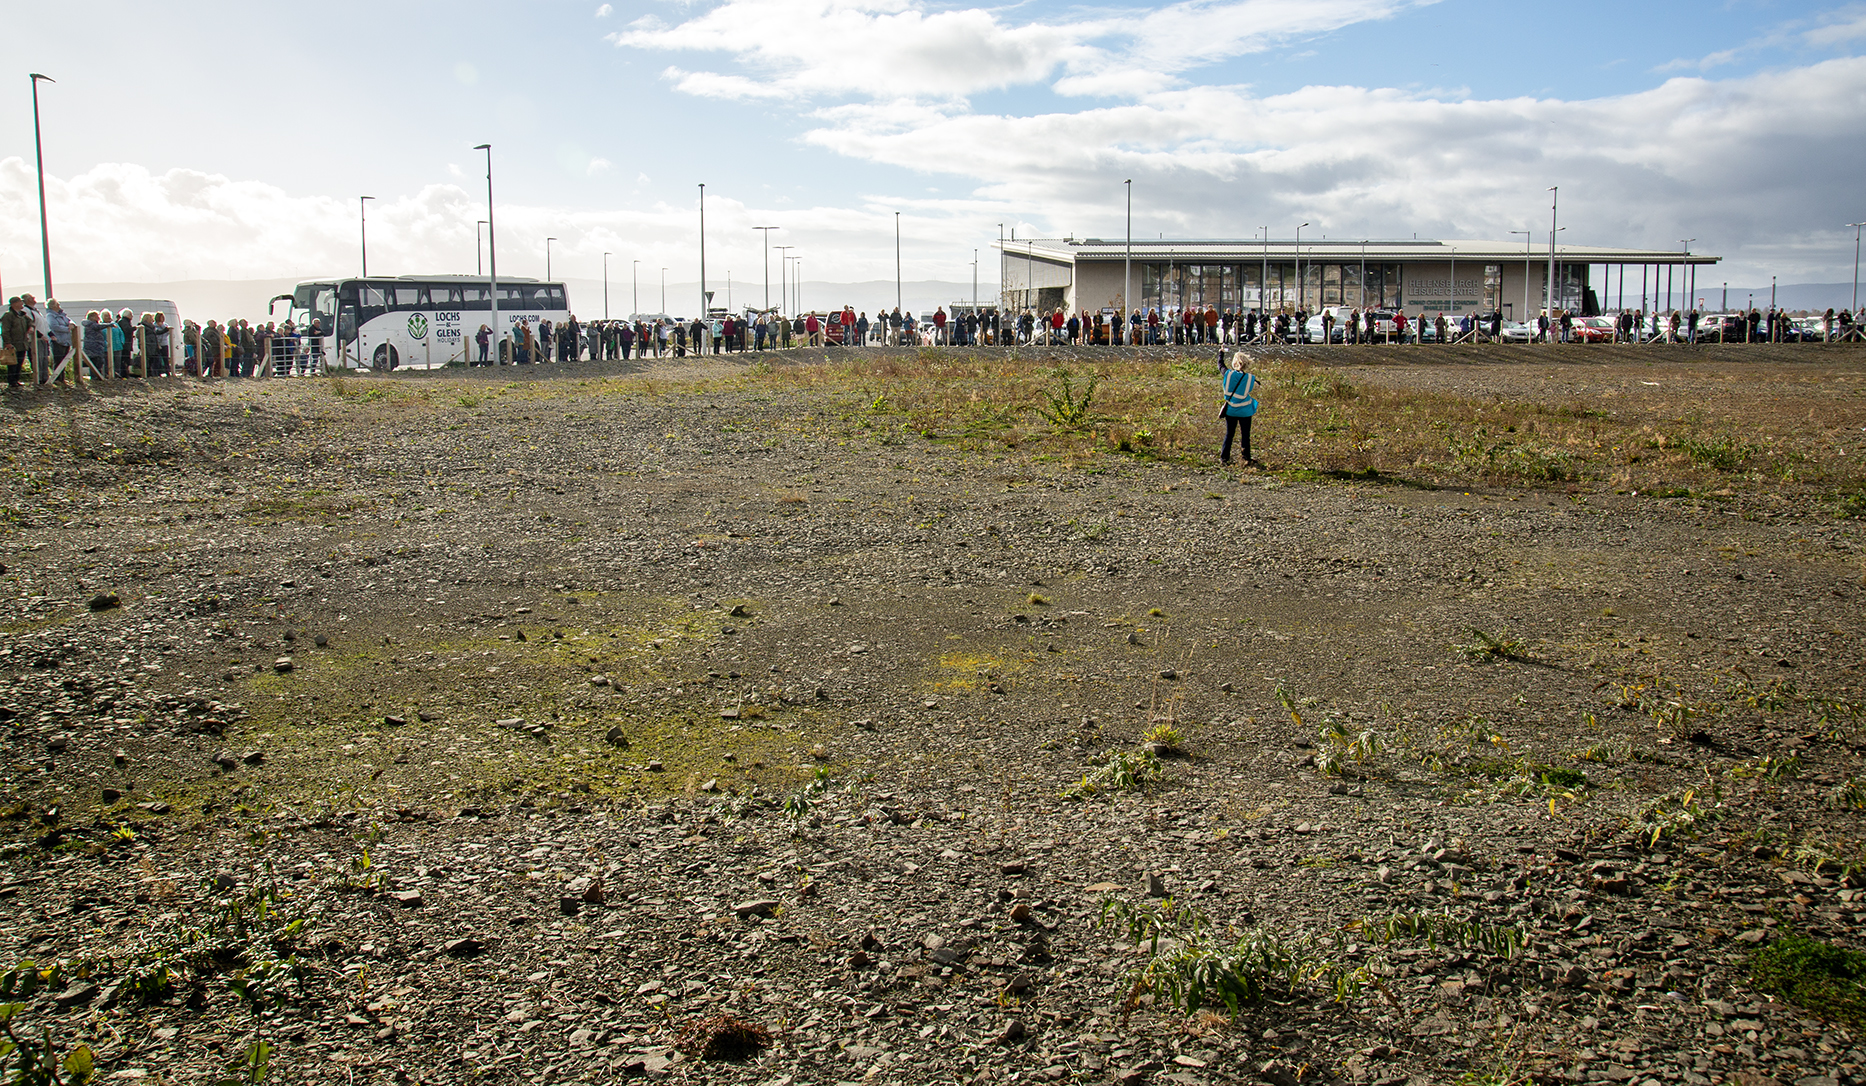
[1,345,1864,1086]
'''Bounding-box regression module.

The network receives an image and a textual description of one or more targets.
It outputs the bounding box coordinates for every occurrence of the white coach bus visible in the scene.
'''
[281,275,570,370]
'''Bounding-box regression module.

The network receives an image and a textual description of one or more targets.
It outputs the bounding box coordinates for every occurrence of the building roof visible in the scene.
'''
[995,238,1719,265]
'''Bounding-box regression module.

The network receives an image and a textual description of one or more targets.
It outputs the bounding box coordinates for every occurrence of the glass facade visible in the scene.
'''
[1140,261,1403,311]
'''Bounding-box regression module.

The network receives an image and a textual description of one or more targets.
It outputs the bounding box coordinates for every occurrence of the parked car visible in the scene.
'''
[1571,316,1616,343]
[1498,320,1533,343]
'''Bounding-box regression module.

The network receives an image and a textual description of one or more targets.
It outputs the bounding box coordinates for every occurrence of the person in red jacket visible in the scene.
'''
[932,307,947,344]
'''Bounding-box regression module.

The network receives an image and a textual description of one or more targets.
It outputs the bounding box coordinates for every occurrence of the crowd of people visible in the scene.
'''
[4,290,1860,388]
[2,292,334,387]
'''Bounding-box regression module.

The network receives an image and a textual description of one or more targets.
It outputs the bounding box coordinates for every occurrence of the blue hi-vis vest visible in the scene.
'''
[1222,369,1258,418]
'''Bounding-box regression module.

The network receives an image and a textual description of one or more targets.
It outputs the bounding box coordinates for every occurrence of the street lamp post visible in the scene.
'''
[895,211,902,311]
[1261,227,1269,321]
[971,249,978,334]
[1123,180,1132,332]
[546,237,557,282]
[473,143,499,363]
[1679,239,1696,321]
[476,220,488,276]
[1359,239,1368,312]
[754,226,778,310]
[1849,221,1865,314]
[602,252,611,320]
[1545,187,1559,335]
[660,268,667,316]
[29,73,55,300]
[1295,223,1309,313]
[997,224,1005,315]
[360,196,375,278]
[631,259,639,319]
[775,246,793,316]
[697,183,707,319]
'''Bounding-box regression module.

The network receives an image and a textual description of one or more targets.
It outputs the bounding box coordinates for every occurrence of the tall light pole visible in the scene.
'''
[660,267,667,316]
[971,249,978,326]
[359,196,375,278]
[1295,223,1309,311]
[476,220,488,276]
[1850,221,1865,314]
[631,259,639,318]
[29,74,55,300]
[1545,186,1559,328]
[602,252,611,319]
[1679,239,1696,315]
[1261,226,1269,317]
[1124,179,1132,327]
[754,226,778,310]
[1509,229,1532,321]
[546,237,557,282]
[697,183,708,318]
[895,211,902,311]
[473,143,499,361]
[1359,239,1368,311]
[776,246,793,315]
[998,223,1005,313]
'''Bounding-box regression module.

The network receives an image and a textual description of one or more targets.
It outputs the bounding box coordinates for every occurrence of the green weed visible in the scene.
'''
[1752,930,1866,1029]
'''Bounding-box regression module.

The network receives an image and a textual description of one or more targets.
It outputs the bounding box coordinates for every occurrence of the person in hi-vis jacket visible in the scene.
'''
[1218,349,1259,466]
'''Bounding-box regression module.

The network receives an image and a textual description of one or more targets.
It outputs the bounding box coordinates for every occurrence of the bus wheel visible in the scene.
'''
[372,344,400,371]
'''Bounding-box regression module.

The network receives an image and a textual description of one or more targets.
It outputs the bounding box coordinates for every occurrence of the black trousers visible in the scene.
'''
[1222,415,1253,463]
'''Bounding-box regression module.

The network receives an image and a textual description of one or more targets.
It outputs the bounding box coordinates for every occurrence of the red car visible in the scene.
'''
[1570,316,1616,343]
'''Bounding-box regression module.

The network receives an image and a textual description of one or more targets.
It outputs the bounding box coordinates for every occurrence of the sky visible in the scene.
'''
[2,0,1864,308]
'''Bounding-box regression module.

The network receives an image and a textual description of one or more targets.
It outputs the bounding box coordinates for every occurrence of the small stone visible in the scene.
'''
[645,760,665,772]
[603,726,629,748]
[588,675,611,687]
[442,937,484,957]
[1000,860,1028,876]
[559,897,581,916]
[88,593,121,612]
[1009,902,1033,924]
[1159,669,1177,680]
[383,714,407,727]
[845,950,871,969]
[733,899,779,919]
[582,877,605,904]
[700,778,720,793]
[313,634,328,647]
[1145,872,1167,898]
[51,983,100,1008]
[728,603,749,617]
[213,753,238,771]
[273,656,293,673]
[241,750,266,766]
[997,1019,1026,1044]
[388,890,424,907]
[101,787,122,803]
[1126,631,1144,646]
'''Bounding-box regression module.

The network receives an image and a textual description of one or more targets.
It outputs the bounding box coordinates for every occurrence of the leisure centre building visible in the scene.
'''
[995,238,1722,320]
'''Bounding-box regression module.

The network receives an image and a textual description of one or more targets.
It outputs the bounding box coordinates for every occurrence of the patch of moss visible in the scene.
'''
[1752,930,1866,1028]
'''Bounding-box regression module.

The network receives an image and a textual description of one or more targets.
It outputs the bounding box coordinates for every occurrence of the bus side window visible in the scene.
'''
[358,285,389,317]
[426,287,463,307]
[393,286,423,310]
[460,286,489,310]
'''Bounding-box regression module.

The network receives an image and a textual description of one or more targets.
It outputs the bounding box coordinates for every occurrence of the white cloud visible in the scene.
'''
[595,2,612,16]
[1806,4,1866,46]
[586,157,613,176]
[1654,47,1740,73]
[614,0,1433,101]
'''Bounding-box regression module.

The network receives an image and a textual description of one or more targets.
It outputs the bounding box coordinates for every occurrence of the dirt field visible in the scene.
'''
[2,343,1864,1086]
